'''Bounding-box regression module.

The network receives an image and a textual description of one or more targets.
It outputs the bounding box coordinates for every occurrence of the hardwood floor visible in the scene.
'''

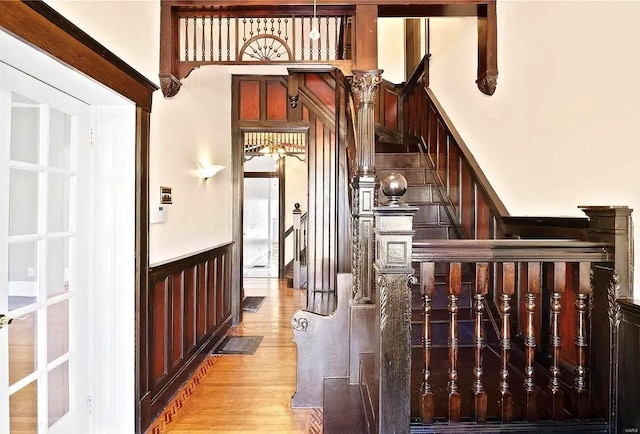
[150,278,322,433]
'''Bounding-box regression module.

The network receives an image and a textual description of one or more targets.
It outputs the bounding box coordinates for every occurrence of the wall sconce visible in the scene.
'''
[198,162,225,180]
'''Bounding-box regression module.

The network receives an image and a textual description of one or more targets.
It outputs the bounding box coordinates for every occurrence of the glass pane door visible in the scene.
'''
[1,64,89,433]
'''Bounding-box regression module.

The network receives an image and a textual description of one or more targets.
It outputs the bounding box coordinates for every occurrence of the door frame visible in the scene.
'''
[0,3,158,433]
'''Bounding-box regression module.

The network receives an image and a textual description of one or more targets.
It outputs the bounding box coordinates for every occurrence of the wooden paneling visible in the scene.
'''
[617,299,640,433]
[384,88,398,131]
[305,73,336,113]
[185,267,196,350]
[153,279,168,381]
[239,80,261,120]
[460,163,474,238]
[266,80,288,120]
[233,73,343,298]
[171,274,184,365]
[196,263,207,340]
[476,192,490,239]
[147,243,233,427]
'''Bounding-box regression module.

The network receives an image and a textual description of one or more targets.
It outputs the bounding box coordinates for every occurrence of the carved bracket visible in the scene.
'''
[159,73,181,98]
[477,1,498,96]
[476,71,498,96]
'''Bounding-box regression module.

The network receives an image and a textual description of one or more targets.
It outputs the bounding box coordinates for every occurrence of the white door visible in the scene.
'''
[0,64,91,433]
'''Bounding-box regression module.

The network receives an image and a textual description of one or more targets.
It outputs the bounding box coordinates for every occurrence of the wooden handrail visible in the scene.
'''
[425,87,508,218]
[412,239,611,263]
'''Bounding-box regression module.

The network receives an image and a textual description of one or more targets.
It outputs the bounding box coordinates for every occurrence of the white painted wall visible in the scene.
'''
[428,1,640,296]
[148,67,233,263]
[44,0,639,287]
[378,18,406,83]
[44,0,159,84]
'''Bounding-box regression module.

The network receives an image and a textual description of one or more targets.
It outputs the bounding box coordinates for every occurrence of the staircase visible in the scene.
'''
[294,58,629,433]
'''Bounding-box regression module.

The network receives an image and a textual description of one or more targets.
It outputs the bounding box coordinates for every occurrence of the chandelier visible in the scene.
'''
[244,131,306,161]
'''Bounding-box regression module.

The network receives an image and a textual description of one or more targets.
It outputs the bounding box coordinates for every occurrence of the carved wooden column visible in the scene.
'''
[374,174,417,434]
[351,69,382,303]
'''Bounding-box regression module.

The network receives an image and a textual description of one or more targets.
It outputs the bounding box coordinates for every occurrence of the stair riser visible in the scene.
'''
[377,168,435,185]
[413,226,450,240]
[378,185,434,204]
[413,205,447,225]
[376,153,427,169]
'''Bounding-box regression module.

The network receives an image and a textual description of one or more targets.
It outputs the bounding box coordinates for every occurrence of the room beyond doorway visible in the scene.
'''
[242,148,307,279]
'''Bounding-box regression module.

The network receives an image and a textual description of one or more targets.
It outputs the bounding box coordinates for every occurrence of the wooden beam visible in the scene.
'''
[164,0,489,6]
[353,4,379,71]
[476,1,498,95]
[159,0,181,97]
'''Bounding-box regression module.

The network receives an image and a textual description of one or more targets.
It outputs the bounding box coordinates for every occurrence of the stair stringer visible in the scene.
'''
[291,273,351,408]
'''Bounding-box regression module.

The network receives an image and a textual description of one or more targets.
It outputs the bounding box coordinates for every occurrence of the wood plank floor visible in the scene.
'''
[149,278,322,433]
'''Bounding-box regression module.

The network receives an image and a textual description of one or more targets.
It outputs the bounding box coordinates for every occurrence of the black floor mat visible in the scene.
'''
[242,296,266,312]
[212,336,263,355]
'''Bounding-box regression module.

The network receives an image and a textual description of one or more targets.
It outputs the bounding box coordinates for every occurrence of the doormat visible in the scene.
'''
[242,296,266,312]
[212,336,263,355]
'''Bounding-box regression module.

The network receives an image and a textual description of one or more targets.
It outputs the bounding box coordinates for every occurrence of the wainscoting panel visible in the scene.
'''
[144,242,234,427]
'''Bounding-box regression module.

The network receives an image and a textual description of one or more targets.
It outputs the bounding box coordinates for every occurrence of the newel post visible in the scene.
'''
[579,205,633,433]
[351,69,383,303]
[374,174,417,434]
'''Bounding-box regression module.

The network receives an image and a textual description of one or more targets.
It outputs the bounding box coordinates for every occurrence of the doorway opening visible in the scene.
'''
[241,130,308,280]
[0,30,136,433]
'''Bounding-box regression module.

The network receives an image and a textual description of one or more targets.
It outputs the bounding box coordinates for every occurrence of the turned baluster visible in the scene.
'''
[473,262,488,423]
[524,262,541,421]
[420,262,435,423]
[549,262,566,420]
[499,262,515,422]
[575,261,592,419]
[447,262,462,422]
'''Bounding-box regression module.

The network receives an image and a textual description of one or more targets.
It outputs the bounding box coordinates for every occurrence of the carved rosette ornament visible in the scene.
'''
[159,73,181,98]
[476,71,498,96]
[291,316,309,332]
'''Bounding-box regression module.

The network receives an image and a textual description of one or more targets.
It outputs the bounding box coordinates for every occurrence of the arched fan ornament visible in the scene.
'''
[238,34,292,62]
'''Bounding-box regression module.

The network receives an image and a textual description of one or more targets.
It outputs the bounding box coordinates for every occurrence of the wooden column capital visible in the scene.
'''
[351,69,383,106]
